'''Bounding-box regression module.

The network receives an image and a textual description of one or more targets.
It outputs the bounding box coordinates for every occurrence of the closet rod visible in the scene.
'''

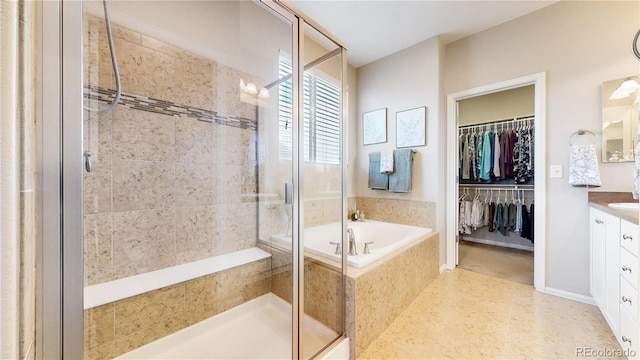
[460,186,534,192]
[459,115,534,130]
[459,183,534,188]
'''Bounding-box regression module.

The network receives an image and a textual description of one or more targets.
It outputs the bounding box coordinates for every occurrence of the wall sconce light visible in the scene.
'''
[610,77,640,100]
[258,88,270,99]
[240,78,269,99]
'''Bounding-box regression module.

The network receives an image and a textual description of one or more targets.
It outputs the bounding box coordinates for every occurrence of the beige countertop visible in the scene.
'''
[588,191,639,225]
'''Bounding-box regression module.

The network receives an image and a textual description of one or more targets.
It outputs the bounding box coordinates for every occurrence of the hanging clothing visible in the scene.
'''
[471,197,484,229]
[459,120,534,185]
[493,132,501,178]
[500,203,509,236]
[474,133,484,182]
[514,203,523,233]
[528,204,535,243]
[521,205,532,240]
[479,132,492,181]
[487,202,496,232]
[514,128,534,183]
[468,134,476,181]
[461,134,470,180]
[508,203,517,231]
[483,202,490,226]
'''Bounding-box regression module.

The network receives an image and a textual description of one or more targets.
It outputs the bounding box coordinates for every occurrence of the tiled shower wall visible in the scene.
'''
[82,15,261,286]
[82,14,272,359]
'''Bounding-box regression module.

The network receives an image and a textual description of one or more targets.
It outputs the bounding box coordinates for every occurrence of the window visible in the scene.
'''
[279,58,341,165]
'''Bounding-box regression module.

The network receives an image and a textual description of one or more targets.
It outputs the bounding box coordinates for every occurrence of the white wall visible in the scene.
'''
[356,36,446,263]
[445,1,640,296]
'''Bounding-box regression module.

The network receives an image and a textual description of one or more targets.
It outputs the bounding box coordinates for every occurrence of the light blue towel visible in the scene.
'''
[389,149,413,192]
[368,152,389,190]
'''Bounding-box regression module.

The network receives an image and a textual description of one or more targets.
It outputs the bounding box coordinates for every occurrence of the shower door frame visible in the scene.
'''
[43,0,349,359]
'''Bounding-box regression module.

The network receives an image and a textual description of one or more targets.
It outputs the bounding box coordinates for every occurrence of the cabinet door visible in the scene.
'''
[604,211,620,336]
[590,208,607,308]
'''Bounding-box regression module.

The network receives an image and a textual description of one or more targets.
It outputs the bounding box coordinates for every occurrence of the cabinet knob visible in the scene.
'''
[622,296,633,305]
[623,234,633,241]
[595,219,604,224]
[623,336,632,345]
[622,265,633,273]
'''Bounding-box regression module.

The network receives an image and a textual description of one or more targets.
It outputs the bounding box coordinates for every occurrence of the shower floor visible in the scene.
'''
[115,293,339,359]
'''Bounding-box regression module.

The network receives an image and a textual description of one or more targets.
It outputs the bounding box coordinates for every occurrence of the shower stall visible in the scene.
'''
[51,0,347,358]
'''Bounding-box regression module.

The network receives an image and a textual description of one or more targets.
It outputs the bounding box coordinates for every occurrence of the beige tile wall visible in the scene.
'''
[346,232,440,358]
[83,259,271,360]
[355,197,437,229]
[83,15,260,286]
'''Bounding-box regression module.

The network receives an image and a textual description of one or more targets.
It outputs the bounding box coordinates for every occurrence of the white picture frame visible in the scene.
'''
[396,106,426,148]
[362,108,387,145]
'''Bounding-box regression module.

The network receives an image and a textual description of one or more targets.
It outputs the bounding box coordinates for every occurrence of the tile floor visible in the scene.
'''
[359,269,624,359]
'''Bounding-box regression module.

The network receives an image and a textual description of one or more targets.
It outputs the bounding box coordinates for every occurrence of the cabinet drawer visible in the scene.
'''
[621,248,639,288]
[622,220,640,258]
[619,308,639,359]
[621,277,639,323]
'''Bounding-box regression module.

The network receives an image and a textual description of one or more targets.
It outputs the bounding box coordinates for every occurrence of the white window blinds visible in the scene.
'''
[278,59,341,165]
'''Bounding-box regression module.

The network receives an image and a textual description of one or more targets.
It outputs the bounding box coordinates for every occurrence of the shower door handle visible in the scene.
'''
[284,182,293,205]
[84,151,94,173]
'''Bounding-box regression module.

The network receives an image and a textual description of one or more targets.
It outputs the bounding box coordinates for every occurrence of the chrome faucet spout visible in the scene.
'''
[347,228,357,256]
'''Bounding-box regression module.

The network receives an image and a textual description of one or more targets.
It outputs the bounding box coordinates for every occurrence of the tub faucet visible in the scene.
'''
[347,228,357,256]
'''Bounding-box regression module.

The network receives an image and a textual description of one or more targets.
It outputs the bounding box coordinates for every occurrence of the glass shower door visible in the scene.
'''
[300,22,346,359]
[81,1,298,358]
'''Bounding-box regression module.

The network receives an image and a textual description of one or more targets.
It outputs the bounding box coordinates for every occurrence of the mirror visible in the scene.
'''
[602,75,639,162]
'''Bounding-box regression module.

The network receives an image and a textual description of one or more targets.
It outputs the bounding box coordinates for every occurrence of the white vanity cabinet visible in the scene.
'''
[590,206,640,359]
[590,207,620,335]
[619,218,640,358]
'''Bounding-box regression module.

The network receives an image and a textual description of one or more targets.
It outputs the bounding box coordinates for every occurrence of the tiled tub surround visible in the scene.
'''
[355,197,437,229]
[267,228,440,359]
[83,14,261,286]
[346,231,439,359]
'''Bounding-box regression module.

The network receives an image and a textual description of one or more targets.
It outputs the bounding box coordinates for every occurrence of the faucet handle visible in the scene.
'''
[329,241,341,255]
[363,241,374,255]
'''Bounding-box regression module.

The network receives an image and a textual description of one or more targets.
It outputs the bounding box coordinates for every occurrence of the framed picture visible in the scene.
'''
[362,108,387,145]
[396,106,426,148]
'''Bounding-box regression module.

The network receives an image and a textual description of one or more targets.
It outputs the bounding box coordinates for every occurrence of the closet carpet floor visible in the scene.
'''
[359,269,623,360]
[457,240,534,285]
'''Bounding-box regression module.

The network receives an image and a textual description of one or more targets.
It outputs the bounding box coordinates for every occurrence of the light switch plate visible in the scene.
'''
[550,165,563,178]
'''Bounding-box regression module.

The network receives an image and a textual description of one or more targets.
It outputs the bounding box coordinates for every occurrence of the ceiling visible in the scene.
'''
[289,0,557,68]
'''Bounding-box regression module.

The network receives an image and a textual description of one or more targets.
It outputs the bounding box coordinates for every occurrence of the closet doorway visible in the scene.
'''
[446,73,547,291]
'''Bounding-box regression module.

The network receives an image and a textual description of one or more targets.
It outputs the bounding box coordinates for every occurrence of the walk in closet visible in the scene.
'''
[456,85,535,285]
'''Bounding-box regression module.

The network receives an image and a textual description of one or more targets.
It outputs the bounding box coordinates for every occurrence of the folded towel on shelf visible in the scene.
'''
[380,150,394,174]
[368,152,389,190]
[568,144,601,187]
[389,149,414,192]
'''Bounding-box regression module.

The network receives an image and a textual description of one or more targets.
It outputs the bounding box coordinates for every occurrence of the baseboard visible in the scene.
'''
[463,237,534,252]
[542,287,596,306]
[439,264,447,273]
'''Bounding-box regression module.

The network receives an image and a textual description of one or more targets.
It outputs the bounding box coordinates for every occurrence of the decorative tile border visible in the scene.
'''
[84,85,257,131]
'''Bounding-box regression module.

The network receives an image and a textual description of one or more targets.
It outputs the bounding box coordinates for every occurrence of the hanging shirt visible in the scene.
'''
[514,203,523,233]
[460,134,470,180]
[480,132,492,181]
[487,202,496,232]
[493,132,501,178]
[521,205,532,239]
[475,133,483,181]
[468,134,476,181]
